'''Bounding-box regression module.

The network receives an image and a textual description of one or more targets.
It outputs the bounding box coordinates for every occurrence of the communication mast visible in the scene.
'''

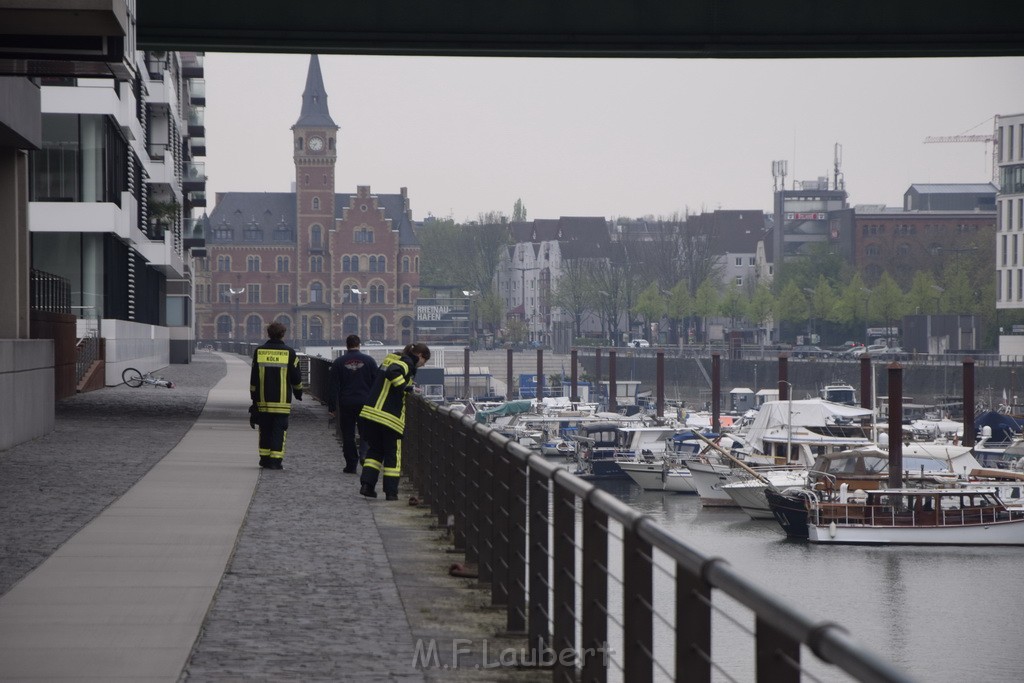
[833,143,845,191]
[771,159,788,192]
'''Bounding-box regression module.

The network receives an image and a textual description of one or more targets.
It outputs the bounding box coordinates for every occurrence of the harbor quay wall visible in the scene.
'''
[575,355,1020,408]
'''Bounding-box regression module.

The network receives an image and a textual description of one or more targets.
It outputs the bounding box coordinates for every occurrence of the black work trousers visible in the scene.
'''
[257,412,289,465]
[337,404,368,471]
[360,419,401,496]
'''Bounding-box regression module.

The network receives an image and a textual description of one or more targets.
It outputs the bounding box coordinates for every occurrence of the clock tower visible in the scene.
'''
[292,54,338,340]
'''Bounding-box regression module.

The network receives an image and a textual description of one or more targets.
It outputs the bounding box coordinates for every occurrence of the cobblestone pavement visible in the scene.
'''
[2,352,546,681]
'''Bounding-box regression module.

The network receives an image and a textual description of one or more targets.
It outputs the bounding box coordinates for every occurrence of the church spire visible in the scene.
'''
[293,54,337,128]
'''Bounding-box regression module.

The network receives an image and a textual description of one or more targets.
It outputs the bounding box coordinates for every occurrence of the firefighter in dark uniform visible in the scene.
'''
[358,342,430,500]
[250,321,303,469]
[327,334,378,473]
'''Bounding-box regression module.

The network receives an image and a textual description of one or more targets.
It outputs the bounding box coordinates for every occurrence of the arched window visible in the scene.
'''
[309,316,324,340]
[351,255,359,272]
[402,256,410,273]
[277,256,289,272]
[897,243,911,257]
[369,255,378,272]
[311,225,322,249]
[295,137,303,151]
[865,244,880,257]
[378,256,386,272]
[310,282,323,304]
[304,174,309,186]
[216,315,232,339]
[370,315,385,337]
[414,257,419,272]
[342,256,350,271]
[217,255,231,272]
[343,315,359,335]
[344,284,358,304]
[275,315,292,333]
[312,197,320,211]
[402,285,411,304]
[370,284,383,304]
[310,256,323,272]
[246,315,263,341]
[247,256,260,272]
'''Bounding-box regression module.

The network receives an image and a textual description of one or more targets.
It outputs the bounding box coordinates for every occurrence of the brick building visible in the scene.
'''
[196,55,420,347]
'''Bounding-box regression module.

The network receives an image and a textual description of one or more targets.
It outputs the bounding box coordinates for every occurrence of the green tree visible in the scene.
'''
[719,280,747,329]
[907,270,942,315]
[747,283,775,345]
[692,278,720,343]
[869,272,907,337]
[512,198,527,222]
[775,280,808,326]
[550,258,602,339]
[666,280,694,343]
[941,263,975,314]
[634,283,667,340]
[834,272,870,325]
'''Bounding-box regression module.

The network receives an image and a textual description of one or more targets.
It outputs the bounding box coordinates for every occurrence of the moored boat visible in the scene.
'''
[767,485,1024,545]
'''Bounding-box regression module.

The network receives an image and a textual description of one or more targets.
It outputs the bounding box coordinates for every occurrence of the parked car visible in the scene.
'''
[872,346,911,361]
[630,339,650,348]
[364,339,384,346]
[792,345,833,359]
[834,341,864,353]
[851,343,889,357]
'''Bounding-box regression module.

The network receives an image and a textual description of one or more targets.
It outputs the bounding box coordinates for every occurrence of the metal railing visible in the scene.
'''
[402,398,914,683]
[29,269,71,314]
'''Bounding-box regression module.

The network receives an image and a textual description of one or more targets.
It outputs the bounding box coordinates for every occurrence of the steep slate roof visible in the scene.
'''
[690,209,768,254]
[207,191,417,246]
[293,54,337,129]
[509,216,610,243]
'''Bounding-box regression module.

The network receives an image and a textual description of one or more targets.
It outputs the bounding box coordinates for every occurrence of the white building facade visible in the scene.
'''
[995,112,1024,357]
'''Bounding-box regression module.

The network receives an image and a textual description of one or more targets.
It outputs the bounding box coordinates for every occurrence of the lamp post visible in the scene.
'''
[228,286,245,342]
[350,287,365,339]
[462,290,479,347]
[802,287,815,343]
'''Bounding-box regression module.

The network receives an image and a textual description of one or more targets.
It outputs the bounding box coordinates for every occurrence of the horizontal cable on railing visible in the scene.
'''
[651,604,675,631]
[605,610,626,632]
[651,559,675,581]
[708,658,743,683]
[652,654,675,680]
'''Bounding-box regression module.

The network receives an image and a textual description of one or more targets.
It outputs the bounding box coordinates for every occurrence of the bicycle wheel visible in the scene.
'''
[122,367,145,388]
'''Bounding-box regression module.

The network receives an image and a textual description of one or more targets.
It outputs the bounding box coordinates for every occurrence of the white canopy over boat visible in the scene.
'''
[743,399,873,455]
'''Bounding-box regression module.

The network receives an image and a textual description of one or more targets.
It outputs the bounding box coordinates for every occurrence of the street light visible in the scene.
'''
[462,290,479,346]
[350,287,365,339]
[228,286,245,341]
[802,287,815,343]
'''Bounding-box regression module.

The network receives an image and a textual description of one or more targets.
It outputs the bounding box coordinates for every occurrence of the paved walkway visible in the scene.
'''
[0,353,542,682]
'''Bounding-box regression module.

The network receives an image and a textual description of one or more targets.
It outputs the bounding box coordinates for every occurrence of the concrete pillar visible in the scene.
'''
[0,148,30,338]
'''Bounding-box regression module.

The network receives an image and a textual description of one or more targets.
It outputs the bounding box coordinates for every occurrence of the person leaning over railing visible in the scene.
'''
[358,342,430,500]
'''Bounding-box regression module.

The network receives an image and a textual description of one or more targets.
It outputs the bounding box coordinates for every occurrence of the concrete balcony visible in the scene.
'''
[138,231,186,278]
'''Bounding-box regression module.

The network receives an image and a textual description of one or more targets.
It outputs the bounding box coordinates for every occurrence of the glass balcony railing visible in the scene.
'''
[188,106,205,127]
[184,161,207,182]
[188,78,205,100]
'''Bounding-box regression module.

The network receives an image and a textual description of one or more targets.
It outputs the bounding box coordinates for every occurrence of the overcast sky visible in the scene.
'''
[203,53,1023,222]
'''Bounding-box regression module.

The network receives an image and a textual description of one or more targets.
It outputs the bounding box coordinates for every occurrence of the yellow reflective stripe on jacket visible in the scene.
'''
[360,405,404,432]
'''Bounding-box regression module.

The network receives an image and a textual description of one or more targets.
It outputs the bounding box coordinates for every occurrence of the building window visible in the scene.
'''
[355,227,374,243]
[309,315,324,341]
[312,197,320,211]
[343,315,358,335]
[343,255,360,272]
[371,284,384,304]
[218,284,231,303]
[369,255,378,272]
[866,244,880,257]
[276,315,292,333]
[295,137,303,151]
[735,257,742,266]
[414,257,419,272]
[246,315,262,340]
[30,113,127,204]
[277,284,289,304]
[247,256,260,272]
[402,256,410,272]
[748,257,755,266]
[370,315,385,337]
[216,315,232,339]
[243,223,262,241]
[402,285,411,304]
[735,276,743,286]
[310,255,323,272]
[310,282,323,304]
[217,255,231,272]
[897,243,910,258]
[247,284,260,304]
[277,256,289,272]
[311,225,322,249]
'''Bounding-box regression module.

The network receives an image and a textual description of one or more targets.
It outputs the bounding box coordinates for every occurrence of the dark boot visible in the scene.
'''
[359,482,377,498]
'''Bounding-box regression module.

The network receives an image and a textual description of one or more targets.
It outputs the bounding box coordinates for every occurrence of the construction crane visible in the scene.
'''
[923,116,999,182]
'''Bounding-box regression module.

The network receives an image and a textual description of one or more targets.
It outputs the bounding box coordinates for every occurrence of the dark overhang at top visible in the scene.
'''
[136,0,1024,59]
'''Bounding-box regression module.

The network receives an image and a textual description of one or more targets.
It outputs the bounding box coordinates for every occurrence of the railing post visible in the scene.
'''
[463,424,482,565]
[506,454,527,634]
[451,420,467,550]
[623,516,653,681]
[581,494,608,683]
[551,477,577,682]
[491,448,511,607]
[756,616,800,683]
[676,563,712,682]
[528,468,550,663]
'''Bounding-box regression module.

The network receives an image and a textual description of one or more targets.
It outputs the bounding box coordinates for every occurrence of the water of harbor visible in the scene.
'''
[590,478,1022,682]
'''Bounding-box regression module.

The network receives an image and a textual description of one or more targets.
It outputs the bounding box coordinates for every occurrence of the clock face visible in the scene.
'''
[308,136,324,151]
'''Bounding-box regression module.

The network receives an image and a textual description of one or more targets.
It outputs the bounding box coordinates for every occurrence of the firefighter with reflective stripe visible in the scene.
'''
[359,342,430,500]
[250,321,303,470]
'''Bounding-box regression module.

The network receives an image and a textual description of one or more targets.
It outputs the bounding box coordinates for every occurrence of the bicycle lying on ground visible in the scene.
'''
[121,367,175,389]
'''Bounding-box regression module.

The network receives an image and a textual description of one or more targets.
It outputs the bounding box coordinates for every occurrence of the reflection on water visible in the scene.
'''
[590,479,1024,682]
